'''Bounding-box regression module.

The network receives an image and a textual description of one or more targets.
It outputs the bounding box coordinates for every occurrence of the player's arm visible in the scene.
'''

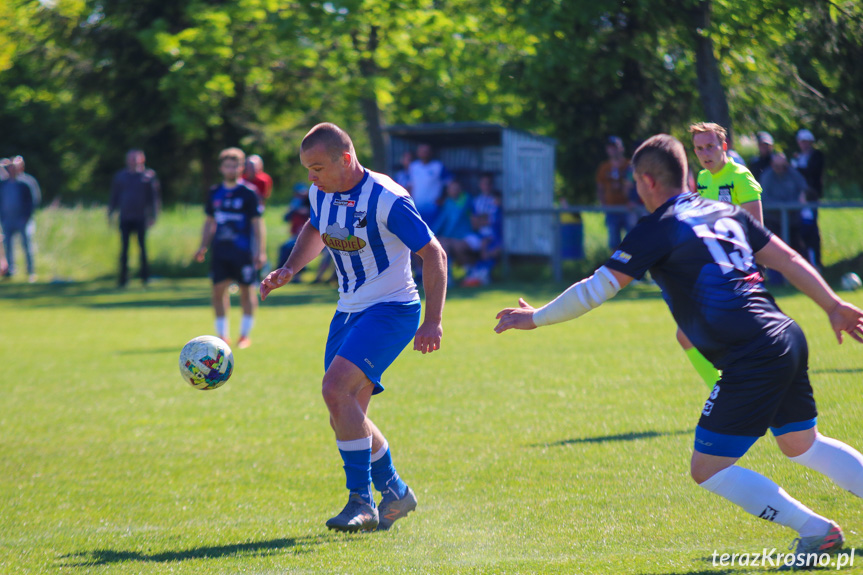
[260,220,324,300]
[755,236,863,344]
[195,216,217,262]
[494,266,633,333]
[413,237,447,354]
[740,200,764,225]
[252,216,267,269]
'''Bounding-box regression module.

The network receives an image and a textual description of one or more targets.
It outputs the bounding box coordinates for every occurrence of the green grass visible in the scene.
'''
[1,207,863,574]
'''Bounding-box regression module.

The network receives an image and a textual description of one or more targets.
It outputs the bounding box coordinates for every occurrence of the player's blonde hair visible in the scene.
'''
[688,122,727,146]
[218,147,246,165]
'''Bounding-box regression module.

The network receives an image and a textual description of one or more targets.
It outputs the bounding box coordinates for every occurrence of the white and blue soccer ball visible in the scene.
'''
[179,335,234,390]
[840,272,862,292]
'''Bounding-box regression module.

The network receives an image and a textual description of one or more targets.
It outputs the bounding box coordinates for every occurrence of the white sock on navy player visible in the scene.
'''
[370,440,408,499]
[240,314,254,338]
[215,317,228,340]
[337,436,375,506]
[790,433,863,497]
[699,465,831,537]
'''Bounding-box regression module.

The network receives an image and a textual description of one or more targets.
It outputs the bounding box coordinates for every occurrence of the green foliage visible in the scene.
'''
[1,0,863,205]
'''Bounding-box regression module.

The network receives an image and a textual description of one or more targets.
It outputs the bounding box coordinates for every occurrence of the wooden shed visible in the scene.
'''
[385,122,557,257]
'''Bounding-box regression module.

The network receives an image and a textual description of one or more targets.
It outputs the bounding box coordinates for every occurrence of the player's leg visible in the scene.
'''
[212,279,232,345]
[236,265,258,349]
[692,449,834,536]
[676,327,719,388]
[1,226,13,276]
[321,356,379,531]
[776,427,863,497]
[135,220,149,284]
[118,221,132,287]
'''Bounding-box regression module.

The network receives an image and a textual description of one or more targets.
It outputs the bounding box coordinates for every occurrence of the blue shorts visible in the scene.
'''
[324,301,421,395]
[694,321,818,457]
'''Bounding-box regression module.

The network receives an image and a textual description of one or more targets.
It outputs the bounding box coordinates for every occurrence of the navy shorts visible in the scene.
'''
[324,301,421,395]
[694,321,817,457]
[211,252,258,285]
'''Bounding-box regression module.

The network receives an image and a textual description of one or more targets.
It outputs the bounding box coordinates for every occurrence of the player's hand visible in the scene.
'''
[828,301,863,344]
[255,253,267,270]
[260,266,293,301]
[194,247,207,263]
[494,298,538,333]
[413,320,442,354]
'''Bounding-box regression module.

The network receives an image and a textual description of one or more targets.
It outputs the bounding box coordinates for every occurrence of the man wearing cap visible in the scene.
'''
[596,136,634,249]
[748,131,775,183]
[791,129,824,269]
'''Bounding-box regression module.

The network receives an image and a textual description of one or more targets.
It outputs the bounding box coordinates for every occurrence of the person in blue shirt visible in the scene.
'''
[260,123,448,532]
[195,148,266,349]
[495,134,863,566]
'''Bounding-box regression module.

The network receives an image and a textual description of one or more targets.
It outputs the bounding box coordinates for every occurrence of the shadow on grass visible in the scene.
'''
[811,367,863,375]
[535,428,692,448]
[61,535,329,566]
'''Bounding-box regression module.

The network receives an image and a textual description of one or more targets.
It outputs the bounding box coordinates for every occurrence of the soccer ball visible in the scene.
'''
[840,272,862,292]
[179,335,234,390]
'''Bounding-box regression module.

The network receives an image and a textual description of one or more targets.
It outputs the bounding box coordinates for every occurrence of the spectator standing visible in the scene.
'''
[392,150,413,190]
[596,136,633,249]
[407,143,450,224]
[760,152,809,282]
[195,147,266,350]
[245,154,273,205]
[109,149,160,288]
[747,131,775,183]
[0,155,41,282]
[791,129,825,270]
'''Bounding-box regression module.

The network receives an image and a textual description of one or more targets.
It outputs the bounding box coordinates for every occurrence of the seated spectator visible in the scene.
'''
[463,174,503,287]
[431,180,475,276]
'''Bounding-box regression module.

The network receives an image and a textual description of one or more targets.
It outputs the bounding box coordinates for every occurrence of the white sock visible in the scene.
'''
[699,465,830,536]
[791,433,863,497]
[240,315,254,337]
[215,317,228,339]
[371,440,389,463]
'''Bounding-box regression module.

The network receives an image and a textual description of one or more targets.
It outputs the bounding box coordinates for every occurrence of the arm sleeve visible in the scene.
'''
[309,187,320,229]
[387,196,435,253]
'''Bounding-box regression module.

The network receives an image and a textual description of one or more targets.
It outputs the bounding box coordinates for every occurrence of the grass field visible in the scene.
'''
[1,207,863,574]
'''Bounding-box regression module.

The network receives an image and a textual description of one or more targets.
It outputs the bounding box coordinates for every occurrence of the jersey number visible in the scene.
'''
[692,218,754,274]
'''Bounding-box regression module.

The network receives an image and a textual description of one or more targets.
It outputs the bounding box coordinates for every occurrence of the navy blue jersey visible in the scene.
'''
[205,182,263,257]
[604,192,792,369]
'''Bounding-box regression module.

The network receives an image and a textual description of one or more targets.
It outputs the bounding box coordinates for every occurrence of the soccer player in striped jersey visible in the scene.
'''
[260,123,447,532]
[495,134,863,564]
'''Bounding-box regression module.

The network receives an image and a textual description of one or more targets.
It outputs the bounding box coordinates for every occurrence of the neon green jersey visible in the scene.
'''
[696,160,762,205]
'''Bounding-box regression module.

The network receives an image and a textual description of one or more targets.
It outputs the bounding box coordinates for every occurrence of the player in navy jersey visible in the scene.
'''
[260,123,448,532]
[495,134,863,565]
[195,148,267,349]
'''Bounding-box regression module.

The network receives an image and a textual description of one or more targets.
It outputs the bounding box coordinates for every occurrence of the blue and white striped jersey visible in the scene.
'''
[309,170,434,313]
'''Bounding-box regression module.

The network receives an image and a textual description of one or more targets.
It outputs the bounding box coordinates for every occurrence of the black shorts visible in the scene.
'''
[211,252,258,285]
[694,321,817,457]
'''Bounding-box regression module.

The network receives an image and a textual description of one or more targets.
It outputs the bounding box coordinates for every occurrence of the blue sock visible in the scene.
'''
[370,442,408,499]
[337,437,374,506]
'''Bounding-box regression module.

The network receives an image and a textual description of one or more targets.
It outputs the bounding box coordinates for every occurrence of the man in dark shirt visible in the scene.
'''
[495,134,863,567]
[109,149,160,287]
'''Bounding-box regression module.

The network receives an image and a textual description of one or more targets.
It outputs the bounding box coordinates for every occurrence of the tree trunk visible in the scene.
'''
[691,0,733,136]
[355,25,388,173]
